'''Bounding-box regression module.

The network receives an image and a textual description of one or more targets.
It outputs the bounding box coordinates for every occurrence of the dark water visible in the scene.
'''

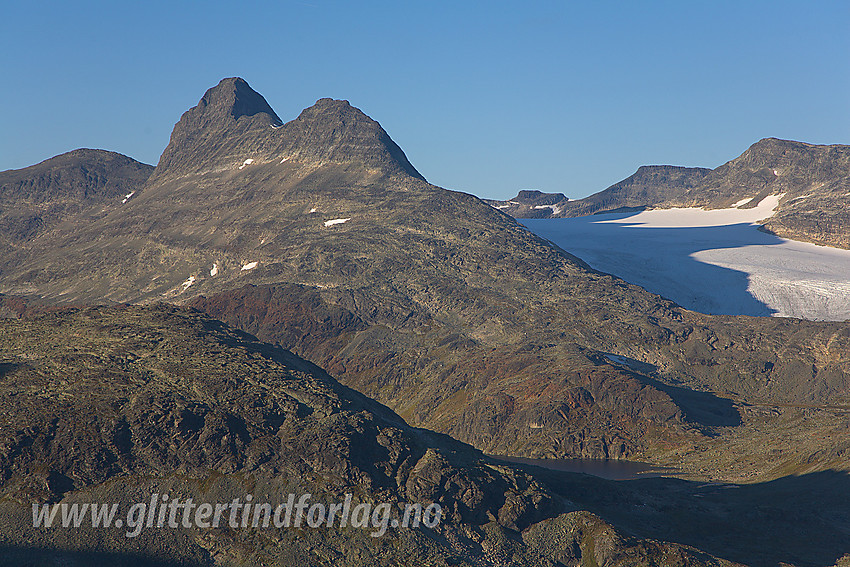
[492,456,672,480]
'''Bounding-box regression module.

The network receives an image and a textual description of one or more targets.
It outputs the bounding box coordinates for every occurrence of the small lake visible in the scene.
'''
[492,456,672,480]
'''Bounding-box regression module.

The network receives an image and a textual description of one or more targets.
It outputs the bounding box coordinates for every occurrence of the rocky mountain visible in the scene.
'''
[149,77,422,185]
[0,304,749,567]
[2,77,850,564]
[0,79,692,461]
[491,138,850,248]
[487,167,710,218]
[0,149,152,245]
[488,190,572,218]
[694,138,850,248]
[1,78,849,475]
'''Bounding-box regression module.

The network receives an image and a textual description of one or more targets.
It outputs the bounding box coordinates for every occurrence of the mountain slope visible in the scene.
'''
[0,149,152,245]
[2,79,849,479]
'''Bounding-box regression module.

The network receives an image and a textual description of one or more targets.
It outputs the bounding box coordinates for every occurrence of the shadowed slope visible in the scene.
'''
[0,305,738,567]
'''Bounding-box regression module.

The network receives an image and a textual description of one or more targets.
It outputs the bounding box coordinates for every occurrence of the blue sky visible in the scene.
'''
[1,1,847,199]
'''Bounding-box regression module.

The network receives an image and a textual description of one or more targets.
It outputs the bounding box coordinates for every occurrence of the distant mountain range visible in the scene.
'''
[1,78,849,566]
[487,138,850,249]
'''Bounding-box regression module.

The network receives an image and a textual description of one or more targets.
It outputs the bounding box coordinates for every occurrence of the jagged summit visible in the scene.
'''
[191,77,282,125]
[150,78,423,182]
[149,77,284,180]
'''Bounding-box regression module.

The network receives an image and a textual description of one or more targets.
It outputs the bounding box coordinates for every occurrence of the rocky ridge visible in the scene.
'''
[0,149,152,245]
[489,139,850,248]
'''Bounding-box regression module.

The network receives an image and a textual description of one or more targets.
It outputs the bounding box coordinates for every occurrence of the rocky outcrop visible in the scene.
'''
[0,305,738,566]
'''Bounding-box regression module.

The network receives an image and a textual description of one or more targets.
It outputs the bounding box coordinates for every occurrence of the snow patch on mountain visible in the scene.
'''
[595,194,783,228]
[522,194,850,321]
[533,204,562,215]
[324,218,350,227]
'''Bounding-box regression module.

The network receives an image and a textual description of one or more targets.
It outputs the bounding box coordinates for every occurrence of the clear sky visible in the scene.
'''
[1,1,848,200]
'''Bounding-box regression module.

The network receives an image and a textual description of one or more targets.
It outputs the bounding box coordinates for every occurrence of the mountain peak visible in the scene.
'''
[280,97,425,180]
[150,79,424,182]
[150,78,283,179]
[313,97,353,108]
[194,77,282,125]
[292,97,366,129]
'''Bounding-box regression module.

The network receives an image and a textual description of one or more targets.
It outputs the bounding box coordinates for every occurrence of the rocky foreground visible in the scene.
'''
[0,304,763,567]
